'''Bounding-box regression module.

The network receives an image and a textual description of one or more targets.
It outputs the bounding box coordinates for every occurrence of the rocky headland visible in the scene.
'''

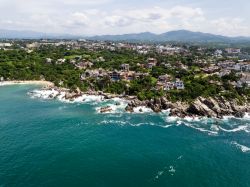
[125,96,250,119]
[31,86,249,119]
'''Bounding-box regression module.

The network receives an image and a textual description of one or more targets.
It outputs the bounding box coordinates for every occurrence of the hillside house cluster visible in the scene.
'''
[237,73,250,88]
[225,48,241,54]
[76,61,93,69]
[156,74,185,91]
[214,61,250,77]
[146,58,157,69]
[80,68,149,82]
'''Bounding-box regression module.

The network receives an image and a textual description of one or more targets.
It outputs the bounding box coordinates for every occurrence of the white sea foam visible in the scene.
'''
[222,113,250,121]
[99,120,152,127]
[222,115,236,120]
[183,122,218,135]
[30,89,106,105]
[95,99,128,114]
[0,82,14,86]
[165,116,179,122]
[161,114,219,135]
[210,124,220,132]
[168,166,176,175]
[58,105,68,110]
[109,101,127,113]
[29,89,250,136]
[162,112,250,135]
[154,170,164,180]
[133,106,153,113]
[176,121,183,126]
[98,119,168,128]
[161,109,171,114]
[99,120,128,126]
[243,113,250,120]
[154,165,176,180]
[29,89,60,100]
[219,125,249,133]
[184,116,203,122]
[164,115,210,124]
[30,89,158,115]
[177,155,183,160]
[162,124,174,128]
[81,95,104,103]
[231,141,250,153]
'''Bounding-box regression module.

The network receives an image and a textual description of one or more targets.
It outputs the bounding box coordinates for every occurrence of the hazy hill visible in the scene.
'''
[88,30,250,43]
[1,29,250,44]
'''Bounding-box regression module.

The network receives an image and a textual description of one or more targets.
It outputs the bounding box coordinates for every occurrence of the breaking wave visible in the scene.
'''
[231,141,250,153]
[29,88,155,115]
[29,88,250,137]
[29,89,104,104]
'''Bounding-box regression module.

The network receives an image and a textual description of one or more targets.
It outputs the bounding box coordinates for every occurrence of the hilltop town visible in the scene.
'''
[0,39,249,117]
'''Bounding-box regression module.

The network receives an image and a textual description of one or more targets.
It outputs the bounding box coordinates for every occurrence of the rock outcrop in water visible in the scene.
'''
[125,96,250,119]
[100,106,113,113]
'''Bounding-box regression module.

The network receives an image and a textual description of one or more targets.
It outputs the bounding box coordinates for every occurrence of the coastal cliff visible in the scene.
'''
[125,96,250,119]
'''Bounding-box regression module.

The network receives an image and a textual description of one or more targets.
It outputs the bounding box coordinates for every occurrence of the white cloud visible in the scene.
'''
[210,18,248,36]
[0,0,249,36]
[96,6,205,34]
[68,12,90,26]
[61,0,113,6]
[104,16,134,27]
[169,6,203,19]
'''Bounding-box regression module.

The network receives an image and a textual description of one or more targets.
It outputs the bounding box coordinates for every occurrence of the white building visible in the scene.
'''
[45,58,52,64]
[225,48,241,54]
[147,58,157,69]
[236,73,250,88]
[219,70,232,77]
[234,63,250,72]
[0,43,12,47]
[175,79,185,90]
[56,59,66,64]
[214,49,223,57]
[121,64,130,72]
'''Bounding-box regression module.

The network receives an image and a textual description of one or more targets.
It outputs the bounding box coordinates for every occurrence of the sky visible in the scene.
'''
[0,0,249,36]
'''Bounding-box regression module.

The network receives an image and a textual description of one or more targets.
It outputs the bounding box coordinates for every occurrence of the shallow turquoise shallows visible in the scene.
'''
[0,85,250,187]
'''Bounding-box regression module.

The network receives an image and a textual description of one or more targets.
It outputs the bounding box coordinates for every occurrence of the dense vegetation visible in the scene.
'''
[0,46,249,102]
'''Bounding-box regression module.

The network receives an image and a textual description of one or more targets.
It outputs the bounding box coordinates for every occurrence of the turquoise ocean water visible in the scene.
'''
[0,85,249,187]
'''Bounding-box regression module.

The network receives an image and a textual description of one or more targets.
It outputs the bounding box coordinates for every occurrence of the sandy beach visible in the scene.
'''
[0,80,54,87]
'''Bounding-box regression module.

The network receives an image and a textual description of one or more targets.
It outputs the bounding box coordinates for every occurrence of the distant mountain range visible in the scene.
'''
[88,30,250,43]
[1,29,250,43]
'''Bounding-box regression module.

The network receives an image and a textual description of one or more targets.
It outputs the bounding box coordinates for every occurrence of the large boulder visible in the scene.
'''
[65,93,73,100]
[186,98,217,118]
[125,104,134,113]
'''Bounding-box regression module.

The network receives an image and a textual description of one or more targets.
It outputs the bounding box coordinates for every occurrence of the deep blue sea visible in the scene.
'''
[0,85,250,187]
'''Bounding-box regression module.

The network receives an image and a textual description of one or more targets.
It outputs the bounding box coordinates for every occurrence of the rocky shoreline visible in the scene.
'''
[32,85,249,119]
[125,96,250,119]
